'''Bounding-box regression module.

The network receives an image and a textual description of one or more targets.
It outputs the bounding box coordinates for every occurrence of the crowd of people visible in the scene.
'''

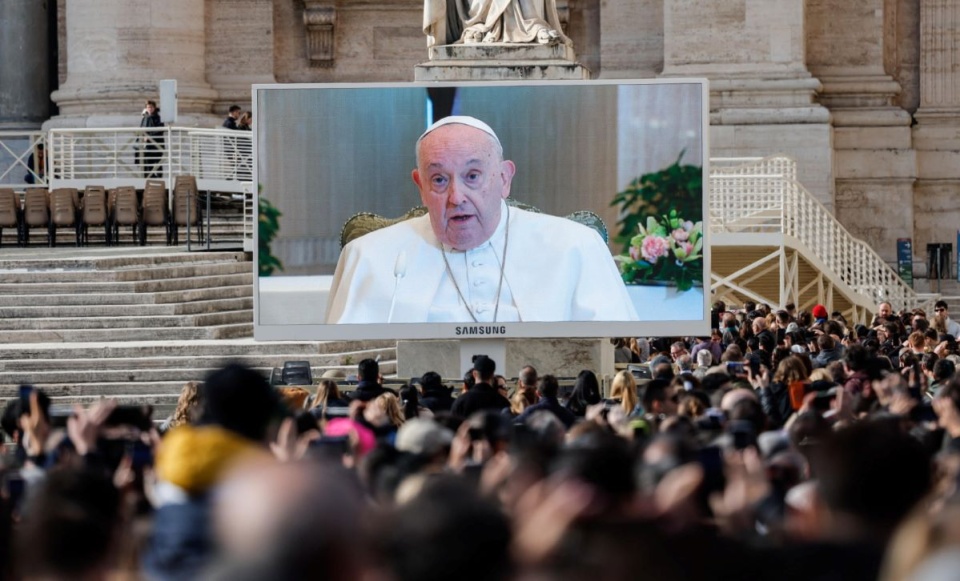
[3,298,960,580]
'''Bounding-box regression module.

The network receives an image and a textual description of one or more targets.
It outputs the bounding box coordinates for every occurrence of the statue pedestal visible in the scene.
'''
[396,338,614,381]
[414,43,590,81]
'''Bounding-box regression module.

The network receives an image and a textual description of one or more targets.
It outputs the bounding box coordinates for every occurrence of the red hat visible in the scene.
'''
[812,304,828,319]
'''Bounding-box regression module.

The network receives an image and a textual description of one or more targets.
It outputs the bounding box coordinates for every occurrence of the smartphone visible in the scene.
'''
[308,435,349,459]
[48,405,73,428]
[747,354,762,377]
[126,440,154,470]
[812,388,838,412]
[728,420,756,450]
[3,472,26,510]
[697,446,726,495]
[18,385,33,409]
[105,405,154,431]
[726,362,745,375]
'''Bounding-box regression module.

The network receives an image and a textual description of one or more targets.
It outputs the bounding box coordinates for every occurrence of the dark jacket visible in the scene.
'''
[760,381,793,428]
[814,347,843,369]
[450,383,510,419]
[517,396,577,428]
[222,116,238,130]
[348,381,396,403]
[421,386,456,413]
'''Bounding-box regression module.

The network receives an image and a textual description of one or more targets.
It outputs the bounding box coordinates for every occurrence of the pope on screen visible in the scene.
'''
[324,116,639,324]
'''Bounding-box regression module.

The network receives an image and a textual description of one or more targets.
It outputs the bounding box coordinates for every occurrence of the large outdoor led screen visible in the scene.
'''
[253,80,709,341]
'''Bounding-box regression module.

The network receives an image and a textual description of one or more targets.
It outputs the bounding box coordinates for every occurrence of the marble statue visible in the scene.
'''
[423,0,569,48]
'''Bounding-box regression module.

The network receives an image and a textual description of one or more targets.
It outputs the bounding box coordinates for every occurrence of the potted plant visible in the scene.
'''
[610,154,703,292]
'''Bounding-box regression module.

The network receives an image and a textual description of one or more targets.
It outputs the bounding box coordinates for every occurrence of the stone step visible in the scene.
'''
[0,348,396,374]
[0,284,253,307]
[0,272,253,295]
[0,297,253,319]
[0,359,399,390]
[0,339,397,360]
[0,322,253,343]
[0,250,248,271]
[0,261,250,284]
[414,61,589,81]
[0,309,251,330]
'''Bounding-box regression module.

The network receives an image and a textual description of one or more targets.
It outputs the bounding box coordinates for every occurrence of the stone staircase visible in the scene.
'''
[0,247,398,418]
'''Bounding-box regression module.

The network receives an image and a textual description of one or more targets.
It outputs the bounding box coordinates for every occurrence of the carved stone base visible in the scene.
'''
[415,42,589,81]
[396,338,614,380]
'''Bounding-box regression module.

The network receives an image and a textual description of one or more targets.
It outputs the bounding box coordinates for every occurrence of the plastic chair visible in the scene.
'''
[22,189,51,247]
[141,179,170,245]
[111,186,140,245]
[81,186,110,246]
[49,188,81,247]
[170,176,201,245]
[0,188,22,247]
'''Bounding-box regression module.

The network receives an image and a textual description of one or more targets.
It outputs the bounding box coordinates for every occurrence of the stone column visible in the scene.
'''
[807,0,915,264]
[48,0,219,128]
[206,0,277,114]
[662,0,835,207]
[914,0,960,264]
[0,0,50,129]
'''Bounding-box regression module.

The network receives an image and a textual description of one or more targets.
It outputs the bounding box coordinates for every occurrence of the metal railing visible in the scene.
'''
[709,155,936,312]
[44,126,251,194]
[0,131,46,186]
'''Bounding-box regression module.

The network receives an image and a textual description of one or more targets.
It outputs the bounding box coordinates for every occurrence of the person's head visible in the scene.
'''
[313,379,342,409]
[471,355,496,383]
[669,341,688,361]
[696,349,713,368]
[537,374,559,399]
[817,334,836,352]
[358,358,380,383]
[815,420,932,539]
[399,385,421,421]
[370,393,405,428]
[570,369,601,408]
[239,111,252,126]
[412,117,516,251]
[17,468,121,579]
[376,475,512,581]
[933,359,956,384]
[610,370,638,414]
[935,300,951,319]
[908,331,925,352]
[228,104,241,118]
[200,363,280,442]
[169,381,202,429]
[419,371,444,394]
[812,304,828,321]
[878,301,894,319]
[641,378,678,417]
[144,100,157,113]
[278,387,310,412]
[774,355,810,385]
[518,365,538,388]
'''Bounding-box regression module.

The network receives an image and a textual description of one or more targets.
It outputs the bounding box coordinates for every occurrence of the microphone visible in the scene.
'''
[387,251,407,323]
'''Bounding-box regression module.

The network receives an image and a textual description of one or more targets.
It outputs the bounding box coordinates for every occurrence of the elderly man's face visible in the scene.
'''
[879,303,893,319]
[413,124,516,251]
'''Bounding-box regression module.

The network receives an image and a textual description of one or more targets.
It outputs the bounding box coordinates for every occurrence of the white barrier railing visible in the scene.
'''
[45,127,251,194]
[709,155,933,311]
[0,131,46,186]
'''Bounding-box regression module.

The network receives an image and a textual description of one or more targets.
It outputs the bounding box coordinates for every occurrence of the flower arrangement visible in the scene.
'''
[614,210,703,291]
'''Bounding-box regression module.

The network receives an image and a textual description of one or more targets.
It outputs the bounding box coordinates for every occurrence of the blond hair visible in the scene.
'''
[609,370,638,414]
[169,381,202,429]
[376,393,405,428]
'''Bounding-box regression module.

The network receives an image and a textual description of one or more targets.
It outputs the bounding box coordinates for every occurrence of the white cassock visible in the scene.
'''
[325,201,639,324]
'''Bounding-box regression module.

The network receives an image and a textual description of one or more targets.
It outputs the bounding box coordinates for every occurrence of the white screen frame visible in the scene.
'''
[253,79,711,341]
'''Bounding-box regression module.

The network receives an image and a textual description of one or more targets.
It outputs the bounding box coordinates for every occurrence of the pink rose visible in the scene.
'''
[672,228,689,242]
[641,235,669,263]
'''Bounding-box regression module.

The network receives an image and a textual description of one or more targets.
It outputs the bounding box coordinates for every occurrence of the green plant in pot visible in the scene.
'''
[259,189,284,276]
[610,153,703,291]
